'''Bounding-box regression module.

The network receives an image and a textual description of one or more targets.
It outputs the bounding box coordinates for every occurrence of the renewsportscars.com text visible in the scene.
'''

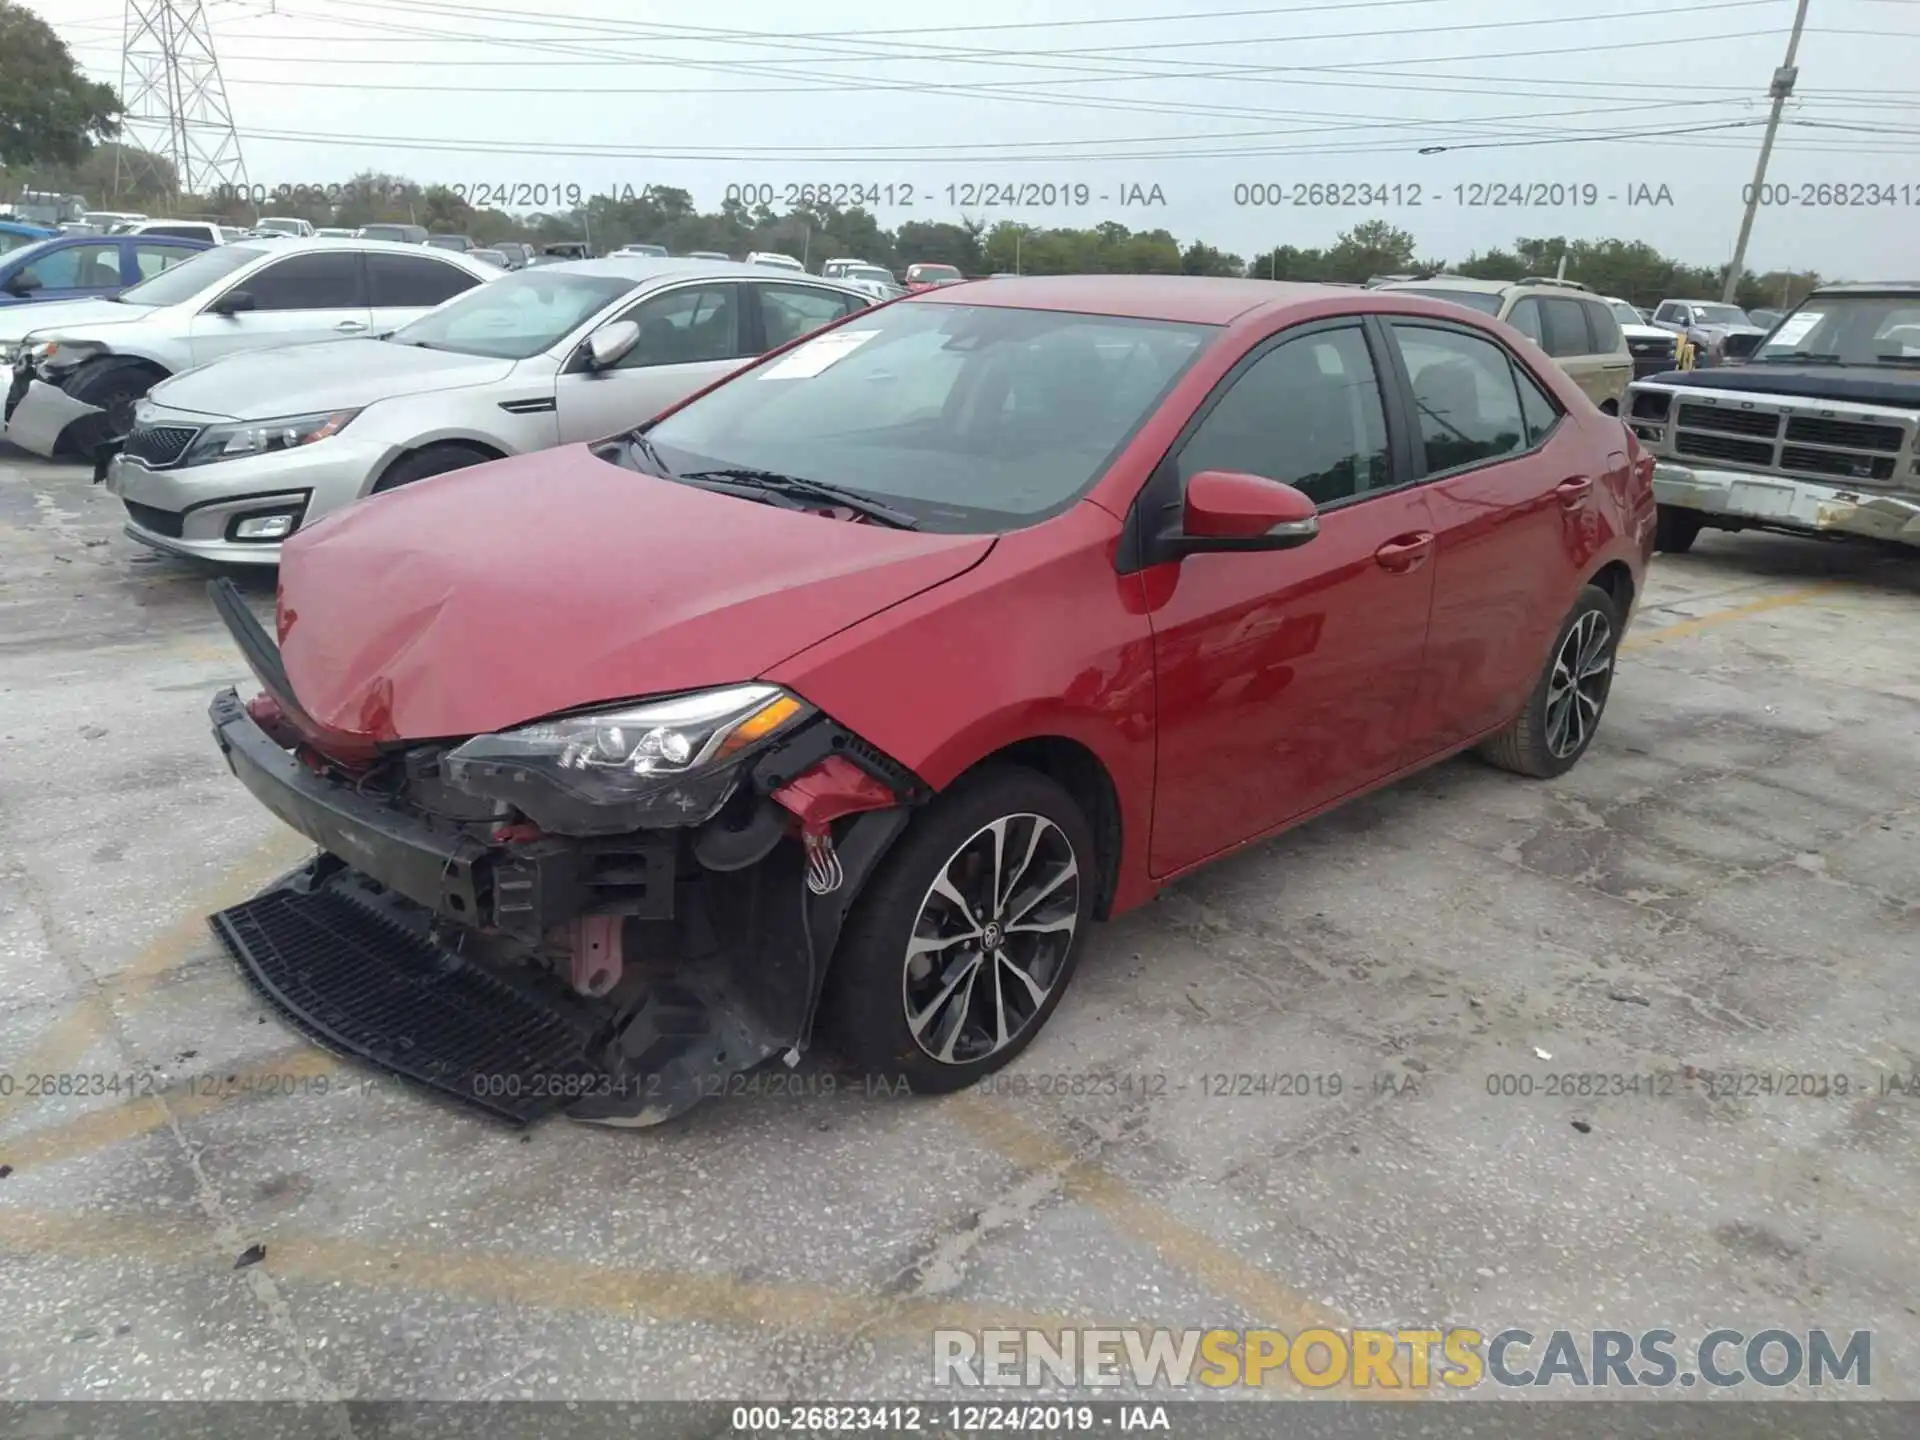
[932,1327,1872,1390]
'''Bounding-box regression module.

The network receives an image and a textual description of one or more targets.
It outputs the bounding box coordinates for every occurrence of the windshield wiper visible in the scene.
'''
[624,430,673,478]
[679,467,921,529]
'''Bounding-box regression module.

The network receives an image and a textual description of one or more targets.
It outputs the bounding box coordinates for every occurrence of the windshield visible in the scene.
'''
[258,219,303,234]
[846,267,896,285]
[388,269,638,358]
[112,244,263,306]
[911,265,963,280]
[1390,287,1503,316]
[1753,294,1920,365]
[639,302,1215,533]
[1692,304,1750,326]
[1608,301,1642,326]
[1,233,53,260]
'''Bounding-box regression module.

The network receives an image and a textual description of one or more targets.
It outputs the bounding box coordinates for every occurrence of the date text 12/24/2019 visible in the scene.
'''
[1231,182,1676,208]
[725,181,1167,209]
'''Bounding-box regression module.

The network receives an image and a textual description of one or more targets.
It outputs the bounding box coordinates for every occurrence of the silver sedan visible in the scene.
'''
[104,258,877,564]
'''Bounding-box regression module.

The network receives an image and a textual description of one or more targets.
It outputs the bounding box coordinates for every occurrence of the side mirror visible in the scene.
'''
[585,319,639,370]
[1172,470,1319,555]
[211,289,255,316]
[5,270,42,295]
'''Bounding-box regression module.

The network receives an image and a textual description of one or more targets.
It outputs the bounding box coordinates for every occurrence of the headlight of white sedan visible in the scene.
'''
[443,685,812,835]
[178,410,360,467]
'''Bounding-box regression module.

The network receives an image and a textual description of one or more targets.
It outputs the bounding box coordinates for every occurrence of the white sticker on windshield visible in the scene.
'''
[758,329,876,379]
[1769,311,1822,347]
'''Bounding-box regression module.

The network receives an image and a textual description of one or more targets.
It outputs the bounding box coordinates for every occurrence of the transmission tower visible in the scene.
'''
[113,0,248,203]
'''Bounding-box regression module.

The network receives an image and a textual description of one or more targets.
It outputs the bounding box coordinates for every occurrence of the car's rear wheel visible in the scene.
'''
[371,443,498,494]
[822,766,1095,1093]
[1654,503,1704,553]
[1477,584,1621,779]
[62,359,162,457]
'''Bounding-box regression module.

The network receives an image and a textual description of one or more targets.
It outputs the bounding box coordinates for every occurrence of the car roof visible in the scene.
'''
[1809,281,1920,296]
[910,274,1369,324]
[521,256,861,286]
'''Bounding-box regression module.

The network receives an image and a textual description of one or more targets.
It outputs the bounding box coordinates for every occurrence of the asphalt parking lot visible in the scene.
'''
[2,446,1917,1406]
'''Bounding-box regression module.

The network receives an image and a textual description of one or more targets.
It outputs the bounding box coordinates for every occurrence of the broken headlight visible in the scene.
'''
[443,684,811,834]
[179,409,360,467]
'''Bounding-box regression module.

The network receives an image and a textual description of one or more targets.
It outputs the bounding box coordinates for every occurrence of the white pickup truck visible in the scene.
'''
[1625,282,1920,554]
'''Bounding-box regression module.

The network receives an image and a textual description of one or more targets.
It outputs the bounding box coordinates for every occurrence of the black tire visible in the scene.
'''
[1477,584,1622,780]
[371,443,498,494]
[1654,503,1703,554]
[61,359,163,456]
[821,764,1097,1093]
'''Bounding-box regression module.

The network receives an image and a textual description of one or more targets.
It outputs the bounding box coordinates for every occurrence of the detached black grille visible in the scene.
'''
[1675,431,1774,467]
[124,422,200,467]
[1780,447,1896,482]
[1678,403,1780,438]
[1784,416,1904,452]
[123,499,184,537]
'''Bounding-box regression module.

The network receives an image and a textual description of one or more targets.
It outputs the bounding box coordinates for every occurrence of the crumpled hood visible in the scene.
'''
[1643,364,1920,408]
[150,338,517,420]
[275,444,995,742]
[0,297,145,348]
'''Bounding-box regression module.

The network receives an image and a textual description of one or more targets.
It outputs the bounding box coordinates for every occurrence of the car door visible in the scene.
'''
[187,249,373,365]
[1141,319,1437,877]
[9,240,123,303]
[366,250,486,334]
[748,280,869,352]
[1381,318,1581,753]
[1578,297,1631,409]
[554,281,748,441]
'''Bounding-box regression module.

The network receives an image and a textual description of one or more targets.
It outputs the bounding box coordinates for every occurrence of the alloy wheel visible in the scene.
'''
[901,813,1080,1066]
[1545,610,1614,759]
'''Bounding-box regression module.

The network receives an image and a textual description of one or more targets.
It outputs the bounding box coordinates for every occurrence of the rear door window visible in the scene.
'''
[1540,298,1593,358]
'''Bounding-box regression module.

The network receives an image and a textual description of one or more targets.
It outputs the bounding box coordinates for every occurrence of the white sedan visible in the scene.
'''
[103,257,875,564]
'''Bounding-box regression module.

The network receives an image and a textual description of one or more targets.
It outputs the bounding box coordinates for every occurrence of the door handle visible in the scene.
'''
[333,320,368,333]
[1556,476,1594,507]
[1374,532,1434,573]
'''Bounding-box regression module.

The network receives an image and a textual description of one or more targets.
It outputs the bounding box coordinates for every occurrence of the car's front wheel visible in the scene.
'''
[62,358,163,456]
[1477,584,1622,779]
[823,766,1095,1093]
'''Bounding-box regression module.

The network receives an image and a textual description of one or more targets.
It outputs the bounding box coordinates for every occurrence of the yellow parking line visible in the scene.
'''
[1621,583,1837,653]
[0,832,312,1127]
[0,1205,1090,1340]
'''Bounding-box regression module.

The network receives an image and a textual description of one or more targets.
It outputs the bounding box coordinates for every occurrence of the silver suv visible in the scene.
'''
[2,238,498,458]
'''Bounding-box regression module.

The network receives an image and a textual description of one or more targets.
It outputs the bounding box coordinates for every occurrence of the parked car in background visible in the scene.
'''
[820,258,871,279]
[903,262,966,290]
[427,234,477,253]
[1373,276,1634,413]
[0,220,57,255]
[3,238,499,459]
[197,274,1651,1126]
[0,233,208,309]
[1599,295,1680,379]
[684,250,731,262]
[1629,281,1920,555]
[1650,299,1768,368]
[359,223,429,245]
[1746,308,1783,331]
[491,242,534,269]
[614,242,669,258]
[543,242,592,261]
[123,219,236,245]
[746,251,806,272]
[257,217,316,238]
[81,211,147,233]
[105,259,875,564]
[834,263,906,300]
[315,227,358,239]
[470,248,509,268]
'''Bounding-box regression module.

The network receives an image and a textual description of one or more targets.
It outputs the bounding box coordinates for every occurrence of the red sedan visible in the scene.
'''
[205,275,1654,1127]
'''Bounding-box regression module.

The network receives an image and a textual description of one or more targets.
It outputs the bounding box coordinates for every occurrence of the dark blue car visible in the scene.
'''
[0,232,211,308]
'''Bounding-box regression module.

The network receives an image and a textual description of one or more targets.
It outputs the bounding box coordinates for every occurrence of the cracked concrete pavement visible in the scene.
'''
[1,447,1916,1405]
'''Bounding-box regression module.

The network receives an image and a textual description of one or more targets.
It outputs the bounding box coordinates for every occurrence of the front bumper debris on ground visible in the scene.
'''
[202,582,921,1127]
[2,373,99,458]
[1652,460,1920,545]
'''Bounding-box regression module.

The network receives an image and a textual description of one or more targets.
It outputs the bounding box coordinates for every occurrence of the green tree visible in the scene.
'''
[1180,240,1245,277]
[1322,221,1419,283]
[0,0,121,170]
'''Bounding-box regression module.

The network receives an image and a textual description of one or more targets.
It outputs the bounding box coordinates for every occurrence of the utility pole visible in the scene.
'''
[114,0,248,203]
[1722,0,1810,303]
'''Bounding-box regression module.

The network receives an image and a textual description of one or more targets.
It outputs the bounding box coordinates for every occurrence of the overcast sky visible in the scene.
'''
[30,0,1920,276]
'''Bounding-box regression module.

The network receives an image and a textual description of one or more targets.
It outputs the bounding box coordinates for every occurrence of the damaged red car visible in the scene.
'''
[206,275,1654,1127]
